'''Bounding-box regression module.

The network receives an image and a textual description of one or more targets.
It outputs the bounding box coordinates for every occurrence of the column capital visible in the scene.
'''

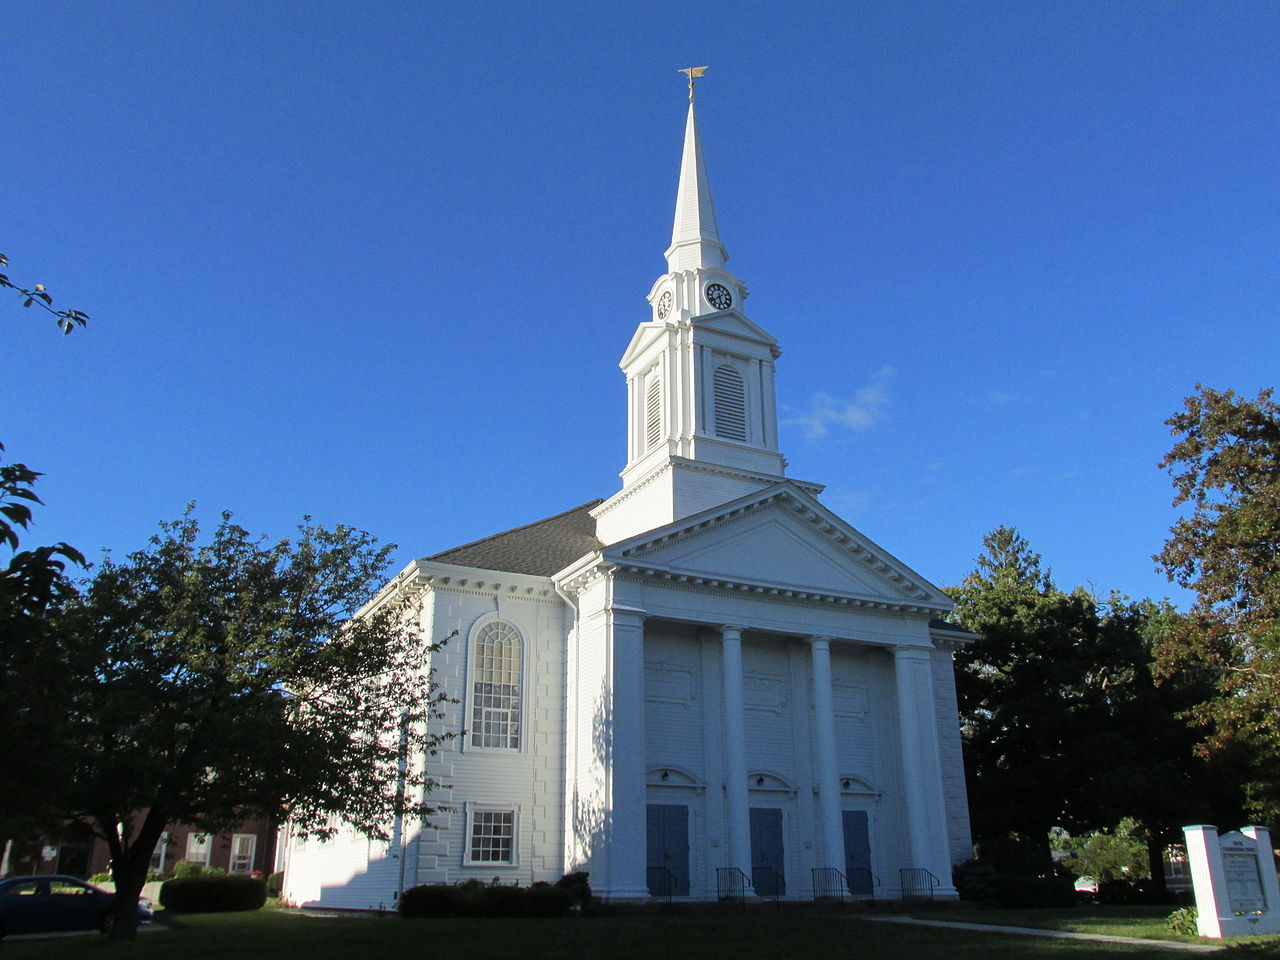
[719,624,746,639]
[806,635,834,649]
[893,643,932,662]
[609,605,648,624]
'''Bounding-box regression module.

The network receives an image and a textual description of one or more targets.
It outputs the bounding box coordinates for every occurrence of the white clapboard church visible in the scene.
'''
[281,90,973,908]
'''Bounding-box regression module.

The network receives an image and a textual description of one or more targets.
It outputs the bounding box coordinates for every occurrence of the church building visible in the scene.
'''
[281,88,973,907]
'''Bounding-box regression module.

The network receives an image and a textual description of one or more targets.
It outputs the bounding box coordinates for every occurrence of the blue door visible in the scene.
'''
[646,804,689,896]
[842,810,873,896]
[749,807,786,896]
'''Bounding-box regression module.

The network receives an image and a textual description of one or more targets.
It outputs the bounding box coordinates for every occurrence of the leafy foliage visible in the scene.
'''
[160,875,267,913]
[399,879,574,919]
[0,444,87,837]
[1062,818,1148,883]
[951,526,1249,884]
[0,252,88,333]
[52,511,457,935]
[1155,384,1280,817]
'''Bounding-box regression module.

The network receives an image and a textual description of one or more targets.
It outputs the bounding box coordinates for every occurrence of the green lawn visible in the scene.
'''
[4,907,1268,960]
[911,905,1280,951]
[914,905,1201,941]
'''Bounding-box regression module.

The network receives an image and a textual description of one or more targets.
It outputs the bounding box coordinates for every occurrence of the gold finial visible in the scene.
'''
[678,66,708,101]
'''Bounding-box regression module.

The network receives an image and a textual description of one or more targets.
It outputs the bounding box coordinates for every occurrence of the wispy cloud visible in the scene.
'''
[784,366,894,440]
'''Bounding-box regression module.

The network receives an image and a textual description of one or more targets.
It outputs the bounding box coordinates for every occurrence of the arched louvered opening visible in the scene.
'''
[646,376,663,449]
[714,365,747,441]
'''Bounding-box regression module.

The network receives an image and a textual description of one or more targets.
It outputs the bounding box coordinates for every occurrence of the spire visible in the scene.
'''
[666,100,728,273]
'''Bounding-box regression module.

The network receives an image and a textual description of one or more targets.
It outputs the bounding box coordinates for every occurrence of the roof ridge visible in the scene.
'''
[426,498,604,560]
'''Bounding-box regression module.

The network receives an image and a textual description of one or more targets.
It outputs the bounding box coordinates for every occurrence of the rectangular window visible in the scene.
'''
[467,809,515,865]
[186,832,211,867]
[150,832,169,872]
[230,834,256,874]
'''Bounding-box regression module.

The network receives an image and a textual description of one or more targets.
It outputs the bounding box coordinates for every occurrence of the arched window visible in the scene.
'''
[713,365,747,441]
[645,375,663,449]
[470,621,523,749]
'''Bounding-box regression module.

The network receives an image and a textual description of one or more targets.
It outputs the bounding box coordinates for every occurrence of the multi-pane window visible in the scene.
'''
[713,365,747,441]
[470,621,523,749]
[468,809,515,864]
[186,833,211,867]
[230,834,257,874]
[149,833,169,872]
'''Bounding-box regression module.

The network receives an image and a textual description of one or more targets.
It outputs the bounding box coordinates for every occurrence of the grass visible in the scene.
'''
[6,906,1273,960]
[915,905,1199,941]
[912,905,1280,950]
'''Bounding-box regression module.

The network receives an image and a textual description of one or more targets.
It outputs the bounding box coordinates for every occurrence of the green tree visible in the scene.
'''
[1156,384,1280,818]
[1062,818,1148,883]
[54,513,456,938]
[950,528,1249,885]
[0,449,87,851]
[949,527,1102,862]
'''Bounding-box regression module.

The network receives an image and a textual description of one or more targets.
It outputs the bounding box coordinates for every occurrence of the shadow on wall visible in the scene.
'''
[569,675,613,881]
[293,815,427,912]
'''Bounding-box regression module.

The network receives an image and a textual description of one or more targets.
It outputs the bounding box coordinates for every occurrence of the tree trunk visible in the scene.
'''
[106,809,168,940]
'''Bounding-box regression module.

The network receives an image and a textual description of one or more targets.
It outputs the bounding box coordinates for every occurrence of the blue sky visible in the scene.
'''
[5,0,1277,605]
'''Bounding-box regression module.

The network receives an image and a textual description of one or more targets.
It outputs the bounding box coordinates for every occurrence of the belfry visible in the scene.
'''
[281,77,973,907]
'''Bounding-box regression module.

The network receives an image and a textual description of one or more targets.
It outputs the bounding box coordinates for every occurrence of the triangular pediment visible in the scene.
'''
[620,322,666,368]
[693,309,777,349]
[604,483,951,611]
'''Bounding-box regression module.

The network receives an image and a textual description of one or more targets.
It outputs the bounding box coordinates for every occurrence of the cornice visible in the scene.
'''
[407,561,560,602]
[608,562,949,618]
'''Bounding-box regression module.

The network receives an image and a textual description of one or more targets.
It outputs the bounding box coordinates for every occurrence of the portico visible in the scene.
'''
[558,483,967,900]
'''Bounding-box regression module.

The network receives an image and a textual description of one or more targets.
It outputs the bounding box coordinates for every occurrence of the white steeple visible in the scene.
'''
[666,103,728,273]
[592,83,806,546]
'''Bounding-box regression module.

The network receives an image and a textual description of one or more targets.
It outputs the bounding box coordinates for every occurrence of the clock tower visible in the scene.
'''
[592,96,813,545]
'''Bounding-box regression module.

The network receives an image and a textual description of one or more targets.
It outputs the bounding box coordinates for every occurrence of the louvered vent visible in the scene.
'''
[645,377,663,449]
[713,365,747,441]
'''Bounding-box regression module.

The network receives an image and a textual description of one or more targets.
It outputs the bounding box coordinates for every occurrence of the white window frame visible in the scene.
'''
[185,832,211,867]
[465,617,526,753]
[463,804,519,867]
[149,832,169,872]
[229,833,257,874]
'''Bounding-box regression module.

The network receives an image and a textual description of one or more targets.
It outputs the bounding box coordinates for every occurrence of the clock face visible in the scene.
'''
[705,282,733,311]
[656,290,673,320]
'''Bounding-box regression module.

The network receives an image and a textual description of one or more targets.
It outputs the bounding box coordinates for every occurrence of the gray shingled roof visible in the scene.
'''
[425,500,604,577]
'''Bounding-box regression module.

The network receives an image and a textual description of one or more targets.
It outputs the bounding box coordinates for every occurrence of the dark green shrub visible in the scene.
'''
[953,858,1075,908]
[1167,905,1198,935]
[171,859,204,878]
[399,880,573,919]
[555,870,592,909]
[525,883,573,918]
[160,875,267,913]
[265,871,284,898]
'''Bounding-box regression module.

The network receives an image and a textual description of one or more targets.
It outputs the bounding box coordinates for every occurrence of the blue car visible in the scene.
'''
[0,875,153,938]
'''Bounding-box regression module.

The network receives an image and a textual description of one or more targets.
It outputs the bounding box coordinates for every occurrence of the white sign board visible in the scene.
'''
[1183,825,1280,938]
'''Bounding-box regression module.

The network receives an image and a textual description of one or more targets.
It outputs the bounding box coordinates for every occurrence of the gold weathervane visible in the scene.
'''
[679,66,708,101]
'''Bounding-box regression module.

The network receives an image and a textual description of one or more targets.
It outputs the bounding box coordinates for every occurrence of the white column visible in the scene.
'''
[807,637,845,872]
[893,645,958,897]
[602,605,650,900]
[720,625,753,884]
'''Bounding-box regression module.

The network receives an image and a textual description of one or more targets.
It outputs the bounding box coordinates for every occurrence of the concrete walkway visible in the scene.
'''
[867,915,1224,952]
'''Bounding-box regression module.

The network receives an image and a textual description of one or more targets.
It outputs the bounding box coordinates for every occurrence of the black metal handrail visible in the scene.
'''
[811,867,847,903]
[716,866,749,903]
[752,865,784,903]
[899,867,940,900]
[847,866,878,900]
[647,865,676,903]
